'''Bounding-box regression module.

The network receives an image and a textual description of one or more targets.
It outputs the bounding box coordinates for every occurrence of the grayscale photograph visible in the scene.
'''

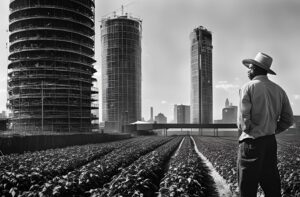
[0,0,299,196]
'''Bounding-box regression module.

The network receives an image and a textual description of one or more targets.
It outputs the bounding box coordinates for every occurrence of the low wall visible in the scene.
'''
[0,133,131,155]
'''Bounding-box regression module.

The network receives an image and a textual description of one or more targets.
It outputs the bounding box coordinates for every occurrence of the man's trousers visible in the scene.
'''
[237,134,281,197]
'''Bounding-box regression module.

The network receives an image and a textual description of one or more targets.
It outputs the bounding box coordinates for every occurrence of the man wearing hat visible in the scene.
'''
[238,52,294,197]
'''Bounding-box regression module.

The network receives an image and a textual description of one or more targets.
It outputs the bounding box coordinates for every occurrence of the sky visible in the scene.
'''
[1,0,300,122]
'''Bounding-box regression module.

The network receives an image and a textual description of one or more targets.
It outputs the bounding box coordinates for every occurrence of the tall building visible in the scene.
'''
[190,26,213,124]
[7,0,98,132]
[155,113,167,124]
[174,104,190,123]
[101,13,142,132]
[149,107,154,122]
[174,105,178,123]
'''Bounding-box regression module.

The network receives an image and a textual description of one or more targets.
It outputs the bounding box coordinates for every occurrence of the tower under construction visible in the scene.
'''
[190,26,213,124]
[7,0,98,132]
[101,13,142,132]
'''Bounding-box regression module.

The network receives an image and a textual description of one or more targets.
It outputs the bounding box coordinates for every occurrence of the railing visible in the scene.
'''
[9,45,94,58]
[8,54,95,65]
[8,74,93,83]
[91,103,99,108]
[10,5,94,23]
[10,36,94,49]
[8,93,93,100]
[91,86,98,92]
[10,15,94,30]
[10,114,97,120]
[8,58,95,70]
[9,2,94,19]
[8,66,93,76]
[8,85,95,93]
[69,0,95,10]
[10,26,94,40]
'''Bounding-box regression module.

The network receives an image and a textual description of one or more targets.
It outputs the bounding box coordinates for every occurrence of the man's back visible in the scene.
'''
[239,75,293,140]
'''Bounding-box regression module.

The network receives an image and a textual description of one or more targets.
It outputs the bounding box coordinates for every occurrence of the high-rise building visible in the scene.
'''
[174,104,190,123]
[101,13,142,132]
[174,105,178,123]
[155,113,167,124]
[7,0,98,132]
[190,26,213,124]
[149,107,154,122]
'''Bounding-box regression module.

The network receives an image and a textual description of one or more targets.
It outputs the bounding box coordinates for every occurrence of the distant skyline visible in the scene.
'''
[1,0,300,122]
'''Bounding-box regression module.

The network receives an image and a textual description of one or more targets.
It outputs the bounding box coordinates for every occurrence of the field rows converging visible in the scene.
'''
[0,137,141,196]
[91,136,184,196]
[1,135,299,197]
[158,136,219,197]
[19,136,173,196]
[191,136,233,197]
[0,136,171,196]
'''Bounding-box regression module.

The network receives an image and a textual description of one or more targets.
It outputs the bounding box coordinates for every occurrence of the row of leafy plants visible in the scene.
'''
[23,136,173,196]
[277,141,300,197]
[0,137,164,196]
[158,136,219,197]
[89,136,184,196]
[193,136,300,197]
[193,136,238,194]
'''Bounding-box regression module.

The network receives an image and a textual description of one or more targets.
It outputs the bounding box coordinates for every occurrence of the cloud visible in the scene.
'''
[215,81,240,91]
[161,100,167,104]
[293,94,300,100]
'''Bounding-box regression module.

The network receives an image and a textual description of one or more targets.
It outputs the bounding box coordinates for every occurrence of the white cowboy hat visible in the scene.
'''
[242,52,276,75]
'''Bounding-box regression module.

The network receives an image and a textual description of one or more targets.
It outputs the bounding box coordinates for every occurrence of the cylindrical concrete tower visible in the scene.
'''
[101,14,142,132]
[8,0,98,132]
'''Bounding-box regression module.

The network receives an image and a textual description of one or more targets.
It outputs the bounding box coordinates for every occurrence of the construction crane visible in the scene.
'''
[101,1,135,18]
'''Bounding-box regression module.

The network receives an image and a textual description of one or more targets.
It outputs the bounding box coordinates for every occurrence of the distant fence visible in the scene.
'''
[0,133,131,155]
[126,123,238,136]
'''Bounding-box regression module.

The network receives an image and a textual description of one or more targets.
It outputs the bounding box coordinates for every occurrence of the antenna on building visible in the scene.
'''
[101,1,136,18]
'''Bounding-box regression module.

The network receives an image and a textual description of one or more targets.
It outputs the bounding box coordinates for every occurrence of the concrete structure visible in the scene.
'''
[190,26,213,124]
[126,123,237,137]
[155,113,167,124]
[222,105,238,124]
[7,0,98,132]
[215,98,238,124]
[174,104,190,123]
[101,13,142,132]
[149,107,154,122]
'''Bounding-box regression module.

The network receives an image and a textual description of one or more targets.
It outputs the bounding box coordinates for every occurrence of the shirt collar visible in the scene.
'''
[252,75,268,81]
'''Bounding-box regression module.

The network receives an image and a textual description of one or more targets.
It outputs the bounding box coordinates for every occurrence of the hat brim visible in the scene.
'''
[242,59,276,75]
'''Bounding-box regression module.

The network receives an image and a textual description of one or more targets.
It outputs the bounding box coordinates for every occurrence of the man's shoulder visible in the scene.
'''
[241,80,256,90]
[267,79,285,92]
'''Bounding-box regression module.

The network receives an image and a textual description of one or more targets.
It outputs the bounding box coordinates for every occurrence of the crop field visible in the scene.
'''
[0,135,299,197]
